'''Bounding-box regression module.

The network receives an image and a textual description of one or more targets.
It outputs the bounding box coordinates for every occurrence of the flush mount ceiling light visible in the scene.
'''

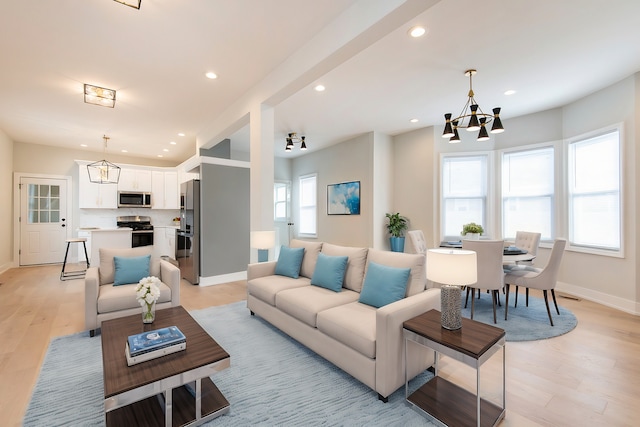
[442,69,504,143]
[84,84,116,108]
[285,132,307,152]
[113,0,141,9]
[87,135,121,184]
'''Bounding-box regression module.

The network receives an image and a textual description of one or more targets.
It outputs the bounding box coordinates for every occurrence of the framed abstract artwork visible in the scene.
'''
[327,181,360,215]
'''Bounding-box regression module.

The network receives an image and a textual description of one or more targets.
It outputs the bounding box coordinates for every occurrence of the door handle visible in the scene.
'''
[61,224,66,227]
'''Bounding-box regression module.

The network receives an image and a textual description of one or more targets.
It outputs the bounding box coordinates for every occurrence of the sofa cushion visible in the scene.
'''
[366,249,426,297]
[311,253,348,292]
[317,302,377,359]
[97,281,172,314]
[113,255,150,286]
[290,239,323,279]
[321,243,368,292]
[275,246,305,278]
[247,275,310,306]
[99,246,159,286]
[358,261,410,308]
[276,286,360,327]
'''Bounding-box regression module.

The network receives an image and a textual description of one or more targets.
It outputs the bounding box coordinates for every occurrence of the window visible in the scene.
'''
[274,181,290,222]
[28,184,61,223]
[441,155,487,237]
[298,174,317,236]
[502,147,554,240]
[568,129,621,251]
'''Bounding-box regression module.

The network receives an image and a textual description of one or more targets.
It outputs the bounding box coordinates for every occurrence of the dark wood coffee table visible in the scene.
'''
[101,306,230,426]
[403,309,506,427]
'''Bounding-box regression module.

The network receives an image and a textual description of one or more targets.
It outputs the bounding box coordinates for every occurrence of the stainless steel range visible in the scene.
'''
[117,215,154,247]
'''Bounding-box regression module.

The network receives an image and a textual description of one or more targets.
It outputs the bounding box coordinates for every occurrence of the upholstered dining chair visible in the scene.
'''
[504,230,541,271]
[462,239,505,323]
[407,230,427,255]
[504,238,567,326]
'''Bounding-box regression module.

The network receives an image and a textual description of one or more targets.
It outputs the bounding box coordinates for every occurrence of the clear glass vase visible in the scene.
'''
[142,301,156,324]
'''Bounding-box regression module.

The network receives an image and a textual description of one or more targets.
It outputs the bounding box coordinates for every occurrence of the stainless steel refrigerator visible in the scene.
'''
[176,179,200,284]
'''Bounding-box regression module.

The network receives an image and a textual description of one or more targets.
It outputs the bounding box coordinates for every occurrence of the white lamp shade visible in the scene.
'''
[250,231,276,249]
[426,249,477,285]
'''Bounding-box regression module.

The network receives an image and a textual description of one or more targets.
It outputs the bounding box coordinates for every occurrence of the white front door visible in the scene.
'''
[20,177,69,265]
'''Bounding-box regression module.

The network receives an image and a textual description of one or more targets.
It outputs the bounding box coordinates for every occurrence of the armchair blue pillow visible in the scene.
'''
[311,253,349,292]
[275,246,305,279]
[358,261,410,308]
[113,254,151,286]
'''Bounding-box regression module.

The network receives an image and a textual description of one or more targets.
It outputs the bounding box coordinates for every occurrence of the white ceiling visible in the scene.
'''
[2,0,640,163]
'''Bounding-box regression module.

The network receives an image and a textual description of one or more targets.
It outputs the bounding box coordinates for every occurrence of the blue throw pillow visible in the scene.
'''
[275,246,305,279]
[358,261,411,308]
[113,255,151,286]
[311,253,349,292]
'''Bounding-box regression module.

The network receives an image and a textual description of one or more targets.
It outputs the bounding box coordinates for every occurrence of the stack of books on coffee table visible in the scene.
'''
[125,325,186,366]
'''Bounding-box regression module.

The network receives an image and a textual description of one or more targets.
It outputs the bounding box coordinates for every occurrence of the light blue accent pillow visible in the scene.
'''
[113,255,151,286]
[311,253,349,292]
[358,261,411,308]
[275,246,305,279]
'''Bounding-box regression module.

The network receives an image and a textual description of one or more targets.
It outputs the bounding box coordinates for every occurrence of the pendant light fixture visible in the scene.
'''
[87,135,121,184]
[285,132,307,152]
[442,69,504,143]
[113,0,141,9]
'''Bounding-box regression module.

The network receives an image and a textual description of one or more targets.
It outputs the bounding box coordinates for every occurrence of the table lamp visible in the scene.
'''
[251,231,276,262]
[426,249,477,330]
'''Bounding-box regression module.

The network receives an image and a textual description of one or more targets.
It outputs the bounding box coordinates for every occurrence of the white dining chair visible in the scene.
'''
[462,239,505,323]
[504,231,541,271]
[407,230,427,255]
[504,238,566,326]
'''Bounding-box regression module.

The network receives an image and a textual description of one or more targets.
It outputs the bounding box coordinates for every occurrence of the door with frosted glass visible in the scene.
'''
[20,177,68,265]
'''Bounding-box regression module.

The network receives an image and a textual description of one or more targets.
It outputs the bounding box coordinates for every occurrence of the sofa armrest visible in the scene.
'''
[247,261,277,281]
[84,266,100,331]
[375,288,441,398]
[160,259,181,307]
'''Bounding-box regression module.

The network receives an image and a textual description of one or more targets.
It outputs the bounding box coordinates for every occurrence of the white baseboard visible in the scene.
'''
[556,281,639,316]
[198,271,247,287]
[0,261,14,275]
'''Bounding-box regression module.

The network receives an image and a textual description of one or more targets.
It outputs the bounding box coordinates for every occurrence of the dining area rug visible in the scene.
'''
[461,292,577,341]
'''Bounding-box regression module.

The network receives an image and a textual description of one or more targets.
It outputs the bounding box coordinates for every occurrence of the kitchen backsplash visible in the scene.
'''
[79,208,180,229]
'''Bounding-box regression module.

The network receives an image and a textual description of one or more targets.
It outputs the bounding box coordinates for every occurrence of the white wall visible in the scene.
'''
[0,129,13,272]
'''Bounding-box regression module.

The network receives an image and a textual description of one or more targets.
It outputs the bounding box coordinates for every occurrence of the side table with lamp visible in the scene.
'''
[403,248,506,427]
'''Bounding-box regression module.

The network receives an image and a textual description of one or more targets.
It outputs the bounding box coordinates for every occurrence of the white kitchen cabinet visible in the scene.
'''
[78,164,118,209]
[151,171,179,209]
[118,168,152,192]
[152,226,177,259]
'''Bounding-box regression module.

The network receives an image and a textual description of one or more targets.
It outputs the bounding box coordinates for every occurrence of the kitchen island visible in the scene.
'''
[77,228,132,265]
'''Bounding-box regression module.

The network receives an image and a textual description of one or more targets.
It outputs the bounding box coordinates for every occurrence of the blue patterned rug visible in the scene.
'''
[24,302,436,426]
[461,291,578,341]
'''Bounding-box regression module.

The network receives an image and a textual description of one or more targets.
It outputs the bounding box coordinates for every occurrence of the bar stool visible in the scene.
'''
[60,238,90,281]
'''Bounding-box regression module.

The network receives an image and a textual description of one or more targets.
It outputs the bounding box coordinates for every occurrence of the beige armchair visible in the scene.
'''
[85,246,180,336]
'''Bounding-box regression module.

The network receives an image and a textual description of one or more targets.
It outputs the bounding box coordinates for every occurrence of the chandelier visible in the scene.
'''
[113,0,141,9]
[442,69,504,143]
[285,132,307,152]
[87,136,121,184]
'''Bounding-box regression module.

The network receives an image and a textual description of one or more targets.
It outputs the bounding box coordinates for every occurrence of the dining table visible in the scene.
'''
[439,241,536,264]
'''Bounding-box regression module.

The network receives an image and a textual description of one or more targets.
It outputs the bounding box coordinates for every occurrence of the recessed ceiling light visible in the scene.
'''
[177,133,185,137]
[205,72,217,79]
[170,141,177,145]
[410,118,419,123]
[408,26,426,38]
[504,90,516,96]
[80,144,87,147]
[314,84,325,92]
[121,149,128,153]
[157,154,163,158]
[163,148,169,152]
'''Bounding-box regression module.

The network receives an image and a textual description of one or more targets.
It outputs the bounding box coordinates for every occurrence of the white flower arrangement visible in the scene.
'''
[136,276,161,307]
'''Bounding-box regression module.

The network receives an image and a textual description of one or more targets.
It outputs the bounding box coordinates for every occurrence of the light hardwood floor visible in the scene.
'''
[1,264,638,426]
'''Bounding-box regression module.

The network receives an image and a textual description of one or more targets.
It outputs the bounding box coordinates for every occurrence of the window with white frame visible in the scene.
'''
[568,128,621,251]
[274,181,289,222]
[441,155,488,237]
[298,174,317,236]
[502,147,554,241]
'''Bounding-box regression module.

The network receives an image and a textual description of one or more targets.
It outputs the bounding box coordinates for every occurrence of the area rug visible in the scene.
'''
[24,302,436,426]
[461,292,577,341]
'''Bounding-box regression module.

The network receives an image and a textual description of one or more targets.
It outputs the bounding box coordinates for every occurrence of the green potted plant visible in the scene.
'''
[385,212,408,252]
[461,222,484,239]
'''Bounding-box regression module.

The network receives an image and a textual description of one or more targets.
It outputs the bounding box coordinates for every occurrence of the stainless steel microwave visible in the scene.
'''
[118,191,152,208]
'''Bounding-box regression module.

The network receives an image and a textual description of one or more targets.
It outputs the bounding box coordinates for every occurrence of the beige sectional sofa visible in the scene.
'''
[246,239,441,401]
